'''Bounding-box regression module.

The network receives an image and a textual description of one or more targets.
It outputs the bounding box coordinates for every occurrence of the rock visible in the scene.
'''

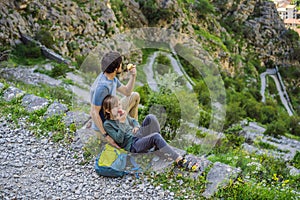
[2,86,25,102]
[202,162,241,198]
[63,111,90,127]
[0,82,4,90]
[288,165,300,176]
[0,68,62,86]
[44,101,69,119]
[21,94,49,112]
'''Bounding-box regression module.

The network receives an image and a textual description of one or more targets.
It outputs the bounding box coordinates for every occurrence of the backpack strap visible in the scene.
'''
[128,155,142,178]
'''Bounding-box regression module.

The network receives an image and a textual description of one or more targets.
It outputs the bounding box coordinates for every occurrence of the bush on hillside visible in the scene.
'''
[135,84,152,105]
[289,116,300,136]
[139,91,181,140]
[192,0,215,18]
[264,119,287,137]
[35,29,55,48]
[137,0,175,26]
[12,42,41,59]
[291,151,300,168]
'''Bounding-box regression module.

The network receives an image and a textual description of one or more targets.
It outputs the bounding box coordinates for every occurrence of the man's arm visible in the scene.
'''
[90,104,120,148]
[90,104,106,134]
[117,67,137,96]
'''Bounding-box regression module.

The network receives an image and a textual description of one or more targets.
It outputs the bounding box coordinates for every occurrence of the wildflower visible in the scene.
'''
[237,177,244,183]
[272,174,279,181]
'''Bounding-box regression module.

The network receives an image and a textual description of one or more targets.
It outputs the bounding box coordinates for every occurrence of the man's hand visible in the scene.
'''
[106,135,120,149]
[128,65,136,77]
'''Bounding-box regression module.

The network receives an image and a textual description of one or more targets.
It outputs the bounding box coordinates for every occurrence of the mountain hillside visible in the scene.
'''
[0,1,300,199]
[0,0,299,69]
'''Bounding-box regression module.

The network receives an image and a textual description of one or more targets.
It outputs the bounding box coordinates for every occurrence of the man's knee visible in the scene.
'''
[131,92,140,103]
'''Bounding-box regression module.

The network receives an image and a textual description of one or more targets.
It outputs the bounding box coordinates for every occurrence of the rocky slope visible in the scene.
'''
[0,67,299,198]
[0,0,299,70]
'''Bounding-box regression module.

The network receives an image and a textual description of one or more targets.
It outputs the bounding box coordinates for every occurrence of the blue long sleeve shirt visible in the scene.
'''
[103,116,140,151]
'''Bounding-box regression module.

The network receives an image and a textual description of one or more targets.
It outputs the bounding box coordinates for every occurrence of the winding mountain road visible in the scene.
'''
[260,68,294,116]
[143,51,193,91]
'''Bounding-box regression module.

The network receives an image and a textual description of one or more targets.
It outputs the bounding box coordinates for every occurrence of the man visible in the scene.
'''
[90,51,140,148]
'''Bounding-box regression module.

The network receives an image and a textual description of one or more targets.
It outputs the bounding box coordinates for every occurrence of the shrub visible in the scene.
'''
[135,84,151,105]
[291,151,300,168]
[35,29,55,48]
[12,42,41,59]
[198,109,211,128]
[289,116,300,136]
[137,0,175,26]
[139,91,181,140]
[244,98,263,121]
[194,81,211,107]
[225,102,246,128]
[260,105,278,124]
[178,55,202,80]
[265,120,288,136]
[51,63,71,78]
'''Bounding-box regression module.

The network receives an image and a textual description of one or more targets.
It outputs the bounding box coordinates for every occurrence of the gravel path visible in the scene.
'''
[0,117,174,200]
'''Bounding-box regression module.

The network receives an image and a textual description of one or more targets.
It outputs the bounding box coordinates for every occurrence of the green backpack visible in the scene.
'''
[95,144,140,178]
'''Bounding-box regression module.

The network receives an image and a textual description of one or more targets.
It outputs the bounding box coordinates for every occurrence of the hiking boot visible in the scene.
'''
[177,157,200,172]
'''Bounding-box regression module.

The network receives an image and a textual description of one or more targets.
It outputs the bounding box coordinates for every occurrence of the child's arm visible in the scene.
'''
[103,121,127,147]
[127,116,140,134]
[127,116,140,128]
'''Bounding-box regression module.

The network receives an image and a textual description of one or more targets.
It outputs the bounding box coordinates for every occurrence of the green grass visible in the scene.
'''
[195,29,228,52]
[180,132,299,199]
[255,141,277,150]
[0,80,75,142]
[13,81,73,106]
[215,179,299,200]
[285,133,300,141]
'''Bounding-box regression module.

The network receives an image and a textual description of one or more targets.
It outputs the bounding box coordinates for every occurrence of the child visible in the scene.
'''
[102,95,200,171]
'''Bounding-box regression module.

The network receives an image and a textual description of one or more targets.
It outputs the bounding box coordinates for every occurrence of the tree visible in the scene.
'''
[265,120,287,137]
[289,116,300,136]
[291,0,300,7]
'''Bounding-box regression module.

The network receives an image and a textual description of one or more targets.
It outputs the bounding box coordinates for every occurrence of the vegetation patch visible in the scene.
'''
[10,42,46,66]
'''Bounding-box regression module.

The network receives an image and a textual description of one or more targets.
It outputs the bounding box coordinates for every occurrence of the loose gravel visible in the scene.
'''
[0,117,174,200]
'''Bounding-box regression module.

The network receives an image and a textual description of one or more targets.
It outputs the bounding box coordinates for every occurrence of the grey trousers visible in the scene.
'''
[130,114,179,161]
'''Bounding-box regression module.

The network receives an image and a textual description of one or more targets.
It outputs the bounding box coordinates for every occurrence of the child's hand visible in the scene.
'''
[116,109,127,123]
[132,127,139,134]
